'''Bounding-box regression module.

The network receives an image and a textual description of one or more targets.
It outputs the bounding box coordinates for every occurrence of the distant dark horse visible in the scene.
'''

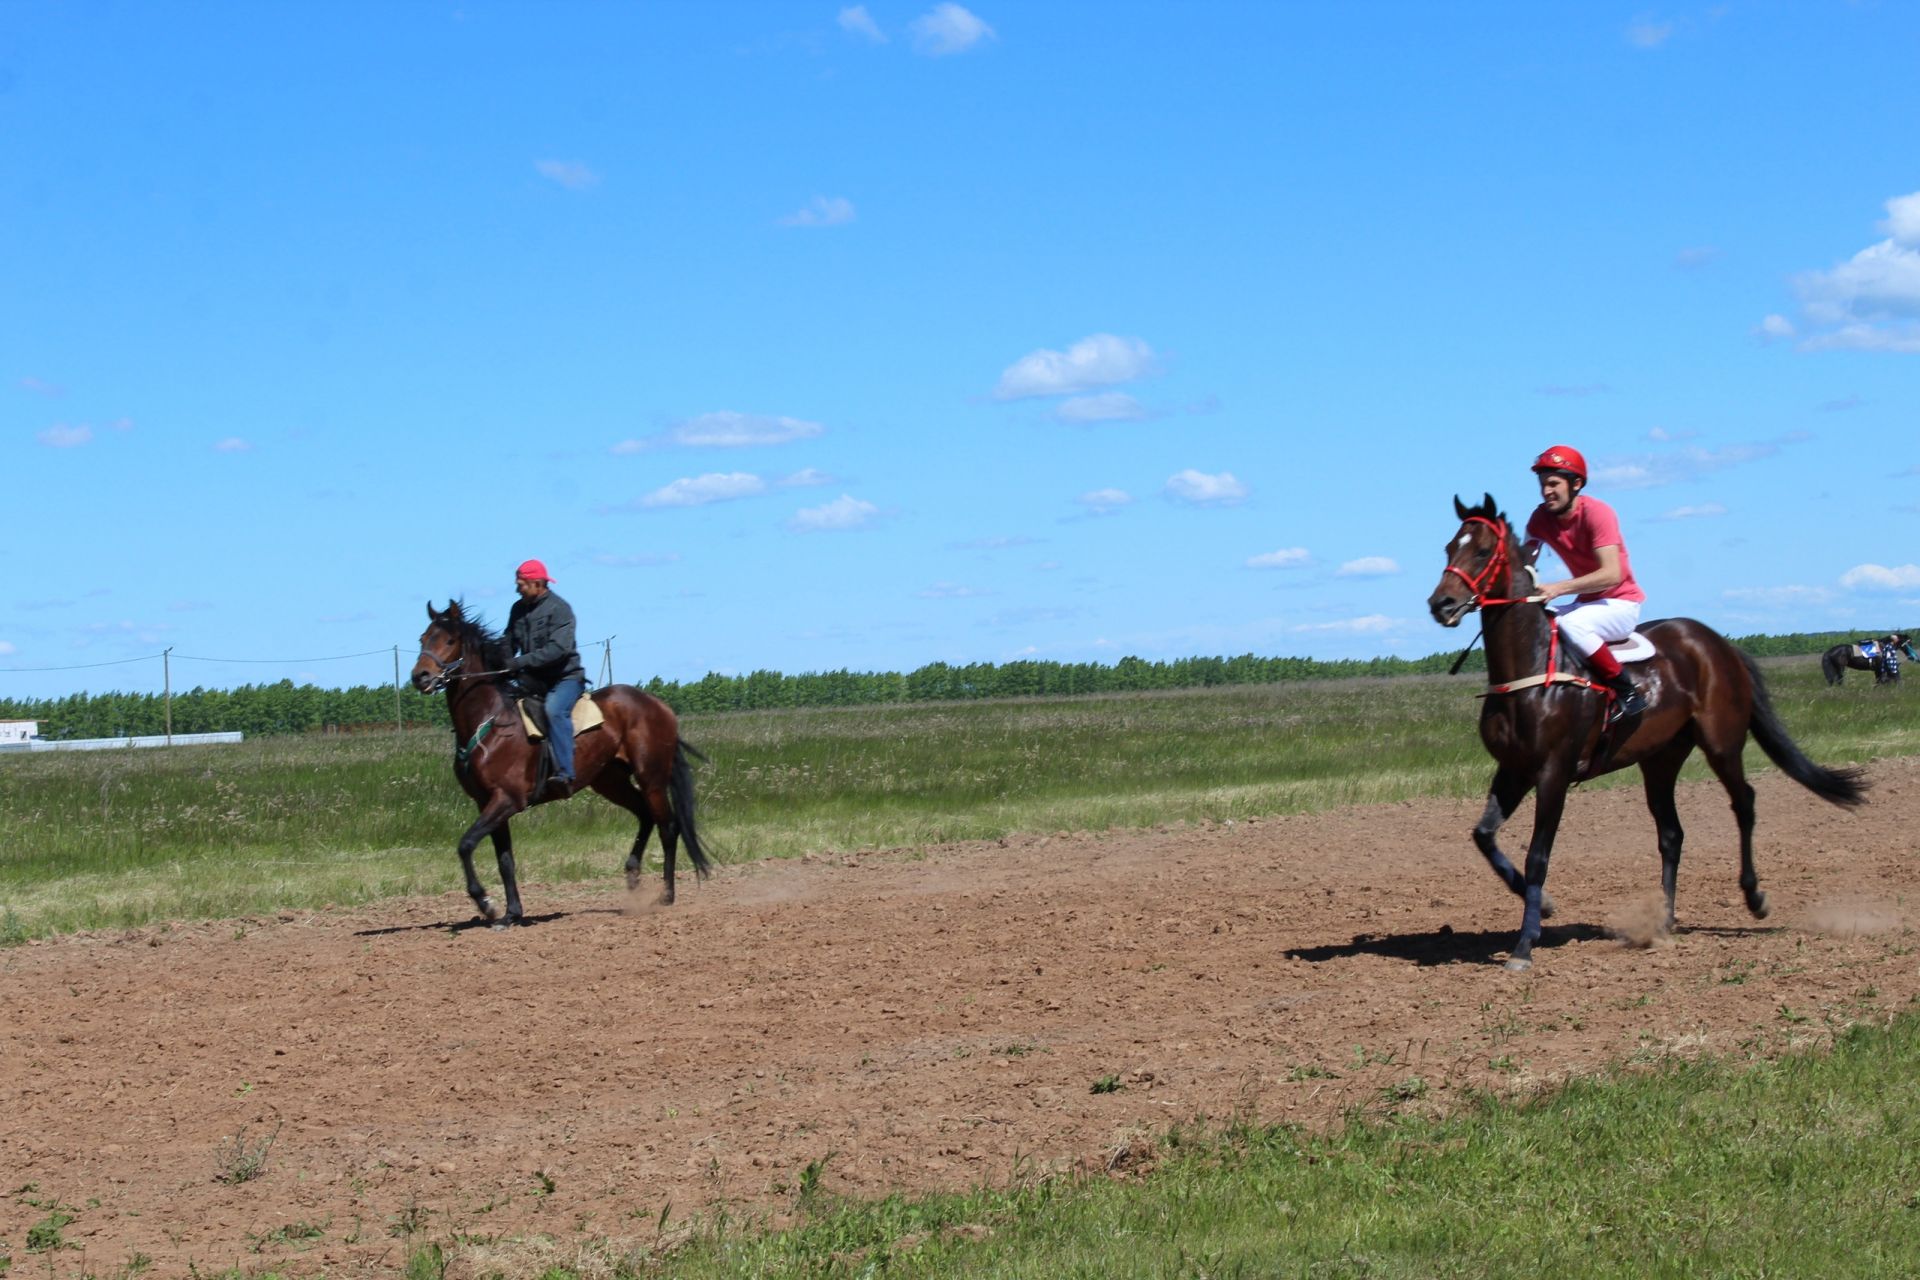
[411,600,710,928]
[1427,495,1866,971]
[1821,633,1914,686]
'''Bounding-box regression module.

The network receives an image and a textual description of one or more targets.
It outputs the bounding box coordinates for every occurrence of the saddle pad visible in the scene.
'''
[520,695,606,741]
[1858,640,1881,660]
[1606,632,1656,664]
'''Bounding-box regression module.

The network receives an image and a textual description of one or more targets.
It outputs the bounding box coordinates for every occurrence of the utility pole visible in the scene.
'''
[163,646,174,745]
[393,645,403,732]
[600,635,615,687]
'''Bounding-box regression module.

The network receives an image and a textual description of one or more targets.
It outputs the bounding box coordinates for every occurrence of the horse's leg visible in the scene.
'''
[456,793,519,923]
[1472,767,1554,919]
[1639,737,1694,933]
[649,774,682,906]
[587,769,657,894]
[1700,736,1768,920]
[491,823,524,927]
[1508,762,1575,972]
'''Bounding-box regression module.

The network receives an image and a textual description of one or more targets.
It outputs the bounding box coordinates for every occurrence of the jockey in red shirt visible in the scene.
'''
[1523,445,1649,723]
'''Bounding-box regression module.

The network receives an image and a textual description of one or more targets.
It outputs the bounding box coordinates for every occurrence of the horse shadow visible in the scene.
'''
[1285,919,1780,967]
[352,907,616,938]
[1284,922,1611,967]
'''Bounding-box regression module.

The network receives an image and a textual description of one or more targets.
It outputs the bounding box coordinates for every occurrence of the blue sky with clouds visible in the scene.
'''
[4,2,1918,700]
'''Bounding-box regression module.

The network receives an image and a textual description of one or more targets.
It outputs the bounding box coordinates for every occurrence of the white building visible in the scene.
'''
[0,720,38,745]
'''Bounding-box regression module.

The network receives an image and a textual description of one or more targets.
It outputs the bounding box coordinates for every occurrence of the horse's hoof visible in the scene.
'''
[1504,956,1533,973]
[1540,893,1556,920]
[1749,892,1770,920]
[489,918,512,932]
[625,868,642,893]
[478,897,502,922]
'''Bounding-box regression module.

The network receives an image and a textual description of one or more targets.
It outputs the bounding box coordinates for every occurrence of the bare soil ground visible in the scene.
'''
[5,758,1918,1277]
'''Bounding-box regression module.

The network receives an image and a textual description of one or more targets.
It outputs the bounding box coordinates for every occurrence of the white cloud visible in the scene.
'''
[788,494,879,532]
[1646,426,1698,442]
[1755,314,1795,342]
[1674,246,1720,270]
[535,159,600,191]
[19,376,64,396]
[1882,192,1920,247]
[1656,502,1727,521]
[777,196,856,228]
[1246,548,1310,569]
[953,535,1038,550]
[1291,614,1399,634]
[673,410,825,447]
[778,467,835,488]
[213,437,253,453]
[1078,488,1132,515]
[1051,392,1148,424]
[1782,192,1920,352]
[1164,470,1248,507]
[641,472,766,508]
[0,640,15,655]
[994,333,1154,400]
[1592,441,1782,490]
[838,5,886,41]
[1626,17,1674,47]
[919,582,990,599]
[1721,585,1836,607]
[910,3,995,55]
[1336,557,1399,578]
[1840,563,1920,592]
[36,423,90,448]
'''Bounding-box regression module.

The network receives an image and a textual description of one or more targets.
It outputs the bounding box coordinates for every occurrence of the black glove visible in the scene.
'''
[506,656,524,673]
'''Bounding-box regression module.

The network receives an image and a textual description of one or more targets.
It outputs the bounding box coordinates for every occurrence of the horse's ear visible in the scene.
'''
[1453,494,1469,520]
[425,601,440,622]
[1482,492,1497,517]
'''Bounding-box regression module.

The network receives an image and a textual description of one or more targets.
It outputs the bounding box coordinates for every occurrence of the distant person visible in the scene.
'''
[1522,445,1648,724]
[506,559,586,794]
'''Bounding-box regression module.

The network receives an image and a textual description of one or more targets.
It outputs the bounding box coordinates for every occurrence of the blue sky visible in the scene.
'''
[4,2,1918,700]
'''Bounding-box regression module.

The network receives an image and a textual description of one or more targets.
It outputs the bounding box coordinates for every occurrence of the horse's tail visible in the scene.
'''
[670,737,714,879]
[1820,647,1845,686]
[1741,650,1868,807]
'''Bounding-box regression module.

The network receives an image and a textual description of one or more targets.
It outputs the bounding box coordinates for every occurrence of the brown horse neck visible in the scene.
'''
[1480,602,1554,684]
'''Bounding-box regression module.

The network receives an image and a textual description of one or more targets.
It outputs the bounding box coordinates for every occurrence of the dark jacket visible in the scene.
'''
[506,590,586,690]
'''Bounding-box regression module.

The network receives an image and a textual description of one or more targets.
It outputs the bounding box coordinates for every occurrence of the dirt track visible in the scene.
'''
[4,757,1917,1276]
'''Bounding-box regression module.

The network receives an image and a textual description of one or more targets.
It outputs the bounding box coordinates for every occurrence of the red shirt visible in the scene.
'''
[1526,495,1645,603]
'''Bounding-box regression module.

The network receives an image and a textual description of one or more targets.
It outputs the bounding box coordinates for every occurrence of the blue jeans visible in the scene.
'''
[543,677,585,781]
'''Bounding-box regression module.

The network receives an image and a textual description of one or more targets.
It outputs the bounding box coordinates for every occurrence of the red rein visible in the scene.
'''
[1452,516,1602,700]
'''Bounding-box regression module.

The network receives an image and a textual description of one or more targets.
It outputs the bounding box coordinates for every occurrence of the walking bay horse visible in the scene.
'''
[411,600,711,928]
[1821,634,1914,686]
[1427,495,1866,971]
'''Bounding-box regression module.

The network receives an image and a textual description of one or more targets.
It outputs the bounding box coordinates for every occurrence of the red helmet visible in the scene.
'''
[515,559,553,583]
[1530,445,1587,483]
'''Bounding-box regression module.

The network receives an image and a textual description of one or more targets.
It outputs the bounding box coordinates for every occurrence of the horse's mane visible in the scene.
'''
[444,599,512,669]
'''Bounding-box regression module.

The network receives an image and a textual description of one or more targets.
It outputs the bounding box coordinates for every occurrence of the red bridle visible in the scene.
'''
[1446,517,1533,608]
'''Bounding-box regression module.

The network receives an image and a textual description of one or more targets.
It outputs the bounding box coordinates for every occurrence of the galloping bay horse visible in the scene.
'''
[1427,495,1866,971]
[411,600,711,927]
[1822,633,1915,686]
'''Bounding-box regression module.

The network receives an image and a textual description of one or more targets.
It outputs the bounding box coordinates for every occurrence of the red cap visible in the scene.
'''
[515,559,552,583]
[1530,445,1587,483]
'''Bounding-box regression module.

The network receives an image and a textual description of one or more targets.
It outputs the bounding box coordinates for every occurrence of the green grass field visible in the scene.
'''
[2,660,1914,939]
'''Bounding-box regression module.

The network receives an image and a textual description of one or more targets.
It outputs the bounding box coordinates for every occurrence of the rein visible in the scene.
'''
[1449,516,1602,700]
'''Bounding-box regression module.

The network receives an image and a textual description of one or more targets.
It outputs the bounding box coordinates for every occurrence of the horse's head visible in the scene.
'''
[1428,493,1526,627]
[411,601,470,694]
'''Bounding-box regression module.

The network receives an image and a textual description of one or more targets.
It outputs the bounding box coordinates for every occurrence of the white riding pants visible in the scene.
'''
[1553,597,1642,656]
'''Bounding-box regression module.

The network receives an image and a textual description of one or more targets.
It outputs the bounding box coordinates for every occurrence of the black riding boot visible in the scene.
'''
[1605,672,1647,723]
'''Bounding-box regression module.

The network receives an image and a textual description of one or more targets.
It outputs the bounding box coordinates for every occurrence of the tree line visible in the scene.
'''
[0,629,1900,739]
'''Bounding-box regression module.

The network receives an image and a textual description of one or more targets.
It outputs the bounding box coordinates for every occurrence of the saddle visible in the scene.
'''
[518,694,606,741]
[1605,633,1656,665]
[1857,640,1881,661]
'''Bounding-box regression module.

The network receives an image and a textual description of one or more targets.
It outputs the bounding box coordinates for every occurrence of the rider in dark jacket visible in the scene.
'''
[505,559,586,794]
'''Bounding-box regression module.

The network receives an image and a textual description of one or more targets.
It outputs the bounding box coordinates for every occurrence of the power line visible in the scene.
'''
[173,648,395,664]
[0,653,164,673]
